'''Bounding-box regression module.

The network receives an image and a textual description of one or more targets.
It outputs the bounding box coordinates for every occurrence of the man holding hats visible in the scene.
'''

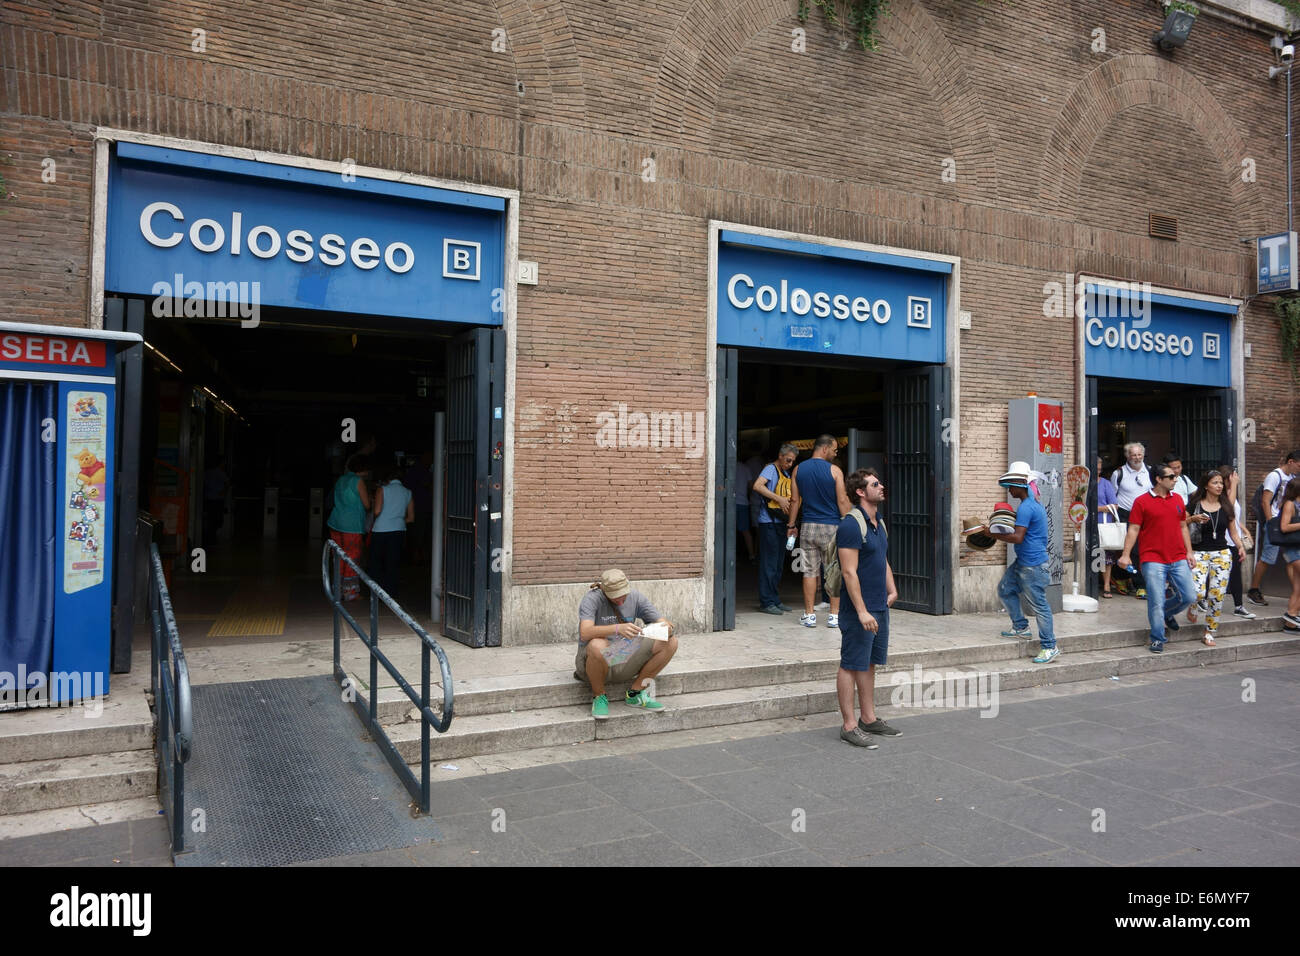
[989,462,1060,664]
[577,569,679,719]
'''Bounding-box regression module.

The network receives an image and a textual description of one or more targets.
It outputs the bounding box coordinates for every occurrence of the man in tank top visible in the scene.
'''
[788,434,852,629]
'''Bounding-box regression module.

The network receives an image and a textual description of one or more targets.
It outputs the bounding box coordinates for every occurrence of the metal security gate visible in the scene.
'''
[713,348,739,630]
[1085,376,1100,598]
[1172,387,1236,479]
[442,328,504,647]
[105,295,145,674]
[883,365,951,614]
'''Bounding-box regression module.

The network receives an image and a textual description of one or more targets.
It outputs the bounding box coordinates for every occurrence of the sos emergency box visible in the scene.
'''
[1007,395,1066,613]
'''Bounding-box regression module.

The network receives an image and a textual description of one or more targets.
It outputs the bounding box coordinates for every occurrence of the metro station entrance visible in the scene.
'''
[98,136,515,666]
[109,296,505,656]
[714,350,951,628]
[709,223,958,630]
[1080,280,1239,599]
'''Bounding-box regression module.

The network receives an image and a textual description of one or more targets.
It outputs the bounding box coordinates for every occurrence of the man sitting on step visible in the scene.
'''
[576,569,678,720]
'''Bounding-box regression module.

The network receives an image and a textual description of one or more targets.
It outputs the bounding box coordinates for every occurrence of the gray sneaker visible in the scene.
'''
[839,726,879,749]
[858,717,902,737]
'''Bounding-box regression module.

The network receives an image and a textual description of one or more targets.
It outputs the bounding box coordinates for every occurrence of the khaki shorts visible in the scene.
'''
[575,633,657,684]
[799,521,842,593]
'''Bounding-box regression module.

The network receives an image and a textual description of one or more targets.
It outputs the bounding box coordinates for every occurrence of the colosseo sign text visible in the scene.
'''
[138,202,416,274]
[1083,284,1233,388]
[726,274,901,325]
[716,231,949,362]
[107,142,506,325]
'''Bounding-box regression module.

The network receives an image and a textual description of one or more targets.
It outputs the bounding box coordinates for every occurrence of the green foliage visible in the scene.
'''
[797,0,891,52]
[797,0,1005,53]
[1167,0,1199,15]
[1275,296,1300,380]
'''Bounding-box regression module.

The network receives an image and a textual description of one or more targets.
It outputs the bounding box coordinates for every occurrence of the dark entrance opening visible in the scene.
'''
[714,349,951,629]
[1085,376,1236,598]
[110,296,503,656]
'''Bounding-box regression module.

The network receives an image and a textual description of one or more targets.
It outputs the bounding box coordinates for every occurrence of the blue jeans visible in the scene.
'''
[998,559,1055,650]
[1141,559,1196,644]
[757,522,785,609]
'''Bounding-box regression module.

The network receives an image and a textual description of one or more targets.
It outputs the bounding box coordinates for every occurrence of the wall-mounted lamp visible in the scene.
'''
[1270,36,1295,80]
[1153,5,1197,52]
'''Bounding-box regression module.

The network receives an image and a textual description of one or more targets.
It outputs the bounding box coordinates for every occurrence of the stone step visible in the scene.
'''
[0,709,154,764]
[0,795,163,842]
[360,614,1287,725]
[379,632,1300,763]
[0,751,158,816]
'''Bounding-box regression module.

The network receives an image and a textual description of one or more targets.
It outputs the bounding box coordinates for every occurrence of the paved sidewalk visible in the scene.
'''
[5,646,1296,868]
[297,656,1300,867]
[157,584,1296,691]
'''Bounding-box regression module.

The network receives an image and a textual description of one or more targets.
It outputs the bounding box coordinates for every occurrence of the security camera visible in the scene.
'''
[1284,45,1295,63]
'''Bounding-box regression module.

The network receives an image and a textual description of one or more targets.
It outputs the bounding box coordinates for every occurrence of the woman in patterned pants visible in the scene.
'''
[1186,471,1245,646]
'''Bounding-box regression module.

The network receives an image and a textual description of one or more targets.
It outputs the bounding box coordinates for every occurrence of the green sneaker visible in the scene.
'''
[625,688,666,713]
[591,694,609,720]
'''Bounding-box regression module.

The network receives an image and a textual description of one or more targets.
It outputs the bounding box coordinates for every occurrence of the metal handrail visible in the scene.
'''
[321,539,454,814]
[148,543,193,855]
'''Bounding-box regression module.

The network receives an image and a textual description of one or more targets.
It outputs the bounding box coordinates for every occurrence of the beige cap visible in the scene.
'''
[599,568,631,599]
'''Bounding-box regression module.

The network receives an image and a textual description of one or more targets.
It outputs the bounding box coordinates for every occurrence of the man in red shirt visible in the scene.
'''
[1118,465,1197,653]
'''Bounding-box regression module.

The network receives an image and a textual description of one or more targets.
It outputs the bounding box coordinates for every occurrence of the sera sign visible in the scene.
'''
[1258,232,1298,294]
[1,334,106,368]
[715,229,949,362]
[107,143,507,325]
[1082,284,1233,389]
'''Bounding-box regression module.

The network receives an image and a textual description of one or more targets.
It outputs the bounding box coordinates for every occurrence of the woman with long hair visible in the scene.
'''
[1215,464,1255,620]
[327,453,371,602]
[1185,470,1244,646]
[1276,479,1300,631]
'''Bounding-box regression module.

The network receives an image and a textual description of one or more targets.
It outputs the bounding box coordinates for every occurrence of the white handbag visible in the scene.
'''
[1098,521,1127,551]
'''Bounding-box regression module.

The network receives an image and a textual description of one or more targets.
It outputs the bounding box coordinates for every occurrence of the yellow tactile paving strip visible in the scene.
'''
[206,589,289,637]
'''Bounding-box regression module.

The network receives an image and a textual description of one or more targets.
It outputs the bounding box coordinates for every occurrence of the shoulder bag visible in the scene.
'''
[1265,513,1300,547]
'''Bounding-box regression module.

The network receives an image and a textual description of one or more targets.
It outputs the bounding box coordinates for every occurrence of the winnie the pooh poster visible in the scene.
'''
[64,390,108,593]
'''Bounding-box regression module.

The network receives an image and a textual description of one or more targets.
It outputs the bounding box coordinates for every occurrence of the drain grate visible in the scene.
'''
[175,675,441,866]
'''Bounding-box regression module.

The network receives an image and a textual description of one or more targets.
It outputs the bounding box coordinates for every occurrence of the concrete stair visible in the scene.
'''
[0,750,157,815]
[0,679,159,832]
[355,618,1300,765]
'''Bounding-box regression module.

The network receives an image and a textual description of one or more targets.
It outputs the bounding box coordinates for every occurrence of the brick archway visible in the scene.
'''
[493,0,589,126]
[1037,55,1266,236]
[648,0,1001,205]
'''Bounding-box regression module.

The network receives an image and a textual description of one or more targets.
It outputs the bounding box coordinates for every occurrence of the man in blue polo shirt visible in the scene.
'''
[835,467,899,748]
[990,463,1058,664]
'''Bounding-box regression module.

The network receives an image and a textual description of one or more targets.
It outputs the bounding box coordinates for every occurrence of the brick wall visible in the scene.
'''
[3,0,1296,590]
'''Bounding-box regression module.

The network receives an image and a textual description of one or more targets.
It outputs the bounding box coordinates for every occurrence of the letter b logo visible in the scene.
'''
[443,240,480,280]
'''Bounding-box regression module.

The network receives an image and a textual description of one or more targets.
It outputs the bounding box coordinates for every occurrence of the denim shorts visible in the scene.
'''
[839,608,888,671]
[1260,525,1281,565]
[1283,546,1300,565]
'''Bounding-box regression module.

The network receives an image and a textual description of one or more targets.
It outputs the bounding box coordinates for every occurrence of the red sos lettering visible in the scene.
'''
[1038,405,1063,454]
